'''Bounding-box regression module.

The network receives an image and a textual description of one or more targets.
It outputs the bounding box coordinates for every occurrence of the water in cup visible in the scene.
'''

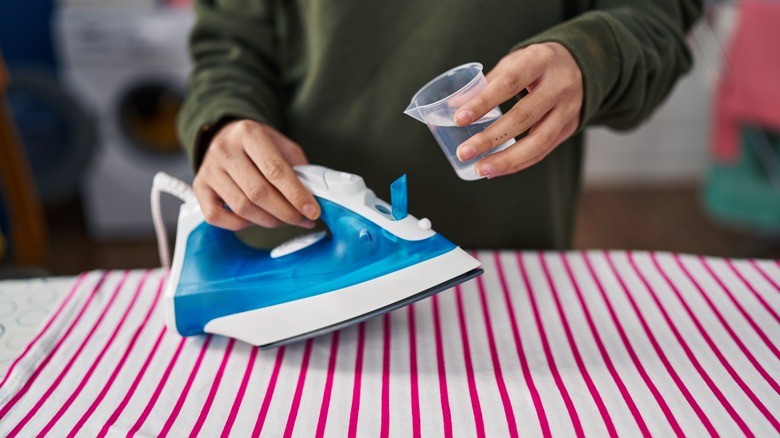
[424,111,513,180]
[405,62,515,181]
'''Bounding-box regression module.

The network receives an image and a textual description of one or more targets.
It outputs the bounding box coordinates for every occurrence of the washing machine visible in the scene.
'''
[55,4,194,239]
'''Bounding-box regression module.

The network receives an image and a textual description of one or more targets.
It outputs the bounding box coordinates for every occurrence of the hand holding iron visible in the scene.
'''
[193,120,321,230]
[454,42,583,178]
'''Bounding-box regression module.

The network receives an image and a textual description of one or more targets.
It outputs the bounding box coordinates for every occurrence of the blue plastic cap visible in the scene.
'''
[391,174,408,220]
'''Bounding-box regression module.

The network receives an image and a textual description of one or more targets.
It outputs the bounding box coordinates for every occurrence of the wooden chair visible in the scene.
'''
[0,51,48,266]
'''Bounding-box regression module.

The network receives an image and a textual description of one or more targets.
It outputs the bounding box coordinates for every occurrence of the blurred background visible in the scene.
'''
[1,0,778,277]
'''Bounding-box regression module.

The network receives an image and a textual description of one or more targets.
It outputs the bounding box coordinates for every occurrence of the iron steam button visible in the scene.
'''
[323,171,365,196]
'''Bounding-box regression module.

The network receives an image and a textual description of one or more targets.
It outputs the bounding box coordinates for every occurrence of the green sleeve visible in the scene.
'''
[517,0,703,130]
[177,0,283,169]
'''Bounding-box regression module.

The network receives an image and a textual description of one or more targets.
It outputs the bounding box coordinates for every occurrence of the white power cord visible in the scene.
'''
[151,172,196,268]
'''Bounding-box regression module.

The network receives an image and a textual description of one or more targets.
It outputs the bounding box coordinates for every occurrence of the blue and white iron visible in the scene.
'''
[151,165,482,348]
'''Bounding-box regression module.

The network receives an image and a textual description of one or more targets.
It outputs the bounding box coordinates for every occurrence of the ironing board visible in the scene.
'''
[0,250,778,436]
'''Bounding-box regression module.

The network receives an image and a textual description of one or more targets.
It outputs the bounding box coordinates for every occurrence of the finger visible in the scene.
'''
[456,84,557,162]
[454,51,545,127]
[226,151,315,228]
[243,133,321,221]
[556,116,579,147]
[474,107,567,178]
[209,170,284,228]
[193,180,253,231]
[269,129,310,167]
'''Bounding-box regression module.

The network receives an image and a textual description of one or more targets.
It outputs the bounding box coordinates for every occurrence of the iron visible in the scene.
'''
[153,165,483,348]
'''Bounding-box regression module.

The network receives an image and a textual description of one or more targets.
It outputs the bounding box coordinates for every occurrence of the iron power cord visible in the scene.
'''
[151,172,195,268]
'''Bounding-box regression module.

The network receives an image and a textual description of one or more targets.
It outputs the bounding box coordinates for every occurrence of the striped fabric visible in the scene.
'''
[0,251,778,437]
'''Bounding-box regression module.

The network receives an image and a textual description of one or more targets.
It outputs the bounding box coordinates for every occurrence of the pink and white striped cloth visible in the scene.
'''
[0,251,778,437]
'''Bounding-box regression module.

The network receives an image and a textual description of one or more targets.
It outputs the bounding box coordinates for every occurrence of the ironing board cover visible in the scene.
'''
[0,251,778,436]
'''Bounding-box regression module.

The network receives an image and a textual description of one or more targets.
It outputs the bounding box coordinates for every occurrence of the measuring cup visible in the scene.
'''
[405,62,515,181]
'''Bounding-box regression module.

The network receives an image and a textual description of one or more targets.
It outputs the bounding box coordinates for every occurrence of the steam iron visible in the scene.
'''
[151,165,483,348]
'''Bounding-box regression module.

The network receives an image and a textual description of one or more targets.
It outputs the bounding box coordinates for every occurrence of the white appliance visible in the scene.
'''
[55,4,195,239]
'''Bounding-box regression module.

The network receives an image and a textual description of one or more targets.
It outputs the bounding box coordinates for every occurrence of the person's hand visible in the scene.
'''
[193,120,321,230]
[454,42,583,178]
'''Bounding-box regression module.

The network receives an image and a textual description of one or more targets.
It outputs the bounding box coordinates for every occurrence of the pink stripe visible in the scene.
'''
[347,323,366,438]
[672,255,779,432]
[493,252,550,437]
[252,346,286,437]
[71,273,166,437]
[578,253,679,436]
[538,254,617,437]
[408,305,421,438]
[190,338,237,437]
[315,332,340,438]
[627,252,750,435]
[100,326,170,435]
[7,271,128,436]
[283,340,314,438]
[699,258,780,362]
[157,335,213,438]
[473,254,518,437]
[560,253,651,437]
[380,313,392,438]
[0,271,109,420]
[516,253,584,437]
[701,258,780,369]
[0,272,87,388]
[454,285,485,437]
[222,346,259,438]
[749,260,780,293]
[724,259,780,324]
[431,294,453,438]
[40,271,151,435]
[602,252,714,435]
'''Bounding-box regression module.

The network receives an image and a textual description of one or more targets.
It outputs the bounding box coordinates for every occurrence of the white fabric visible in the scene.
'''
[0,251,778,437]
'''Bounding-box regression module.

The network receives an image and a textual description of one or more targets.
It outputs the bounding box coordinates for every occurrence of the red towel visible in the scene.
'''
[713,0,780,163]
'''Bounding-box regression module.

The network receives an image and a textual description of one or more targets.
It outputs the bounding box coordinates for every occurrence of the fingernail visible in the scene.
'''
[457,144,476,162]
[299,219,316,229]
[302,203,320,220]
[454,110,473,126]
[477,164,492,177]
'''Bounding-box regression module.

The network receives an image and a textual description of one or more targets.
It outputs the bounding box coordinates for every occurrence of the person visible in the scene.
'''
[177,0,702,249]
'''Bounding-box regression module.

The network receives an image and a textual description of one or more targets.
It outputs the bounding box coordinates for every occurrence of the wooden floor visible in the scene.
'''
[575,185,780,258]
[34,184,780,276]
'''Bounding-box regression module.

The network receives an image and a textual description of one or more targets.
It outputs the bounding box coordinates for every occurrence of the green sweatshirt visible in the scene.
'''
[178,0,702,249]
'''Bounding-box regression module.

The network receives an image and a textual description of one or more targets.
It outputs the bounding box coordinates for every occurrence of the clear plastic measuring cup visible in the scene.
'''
[405,62,515,181]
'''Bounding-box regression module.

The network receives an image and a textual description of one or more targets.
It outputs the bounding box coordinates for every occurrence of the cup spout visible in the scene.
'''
[403,103,425,123]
